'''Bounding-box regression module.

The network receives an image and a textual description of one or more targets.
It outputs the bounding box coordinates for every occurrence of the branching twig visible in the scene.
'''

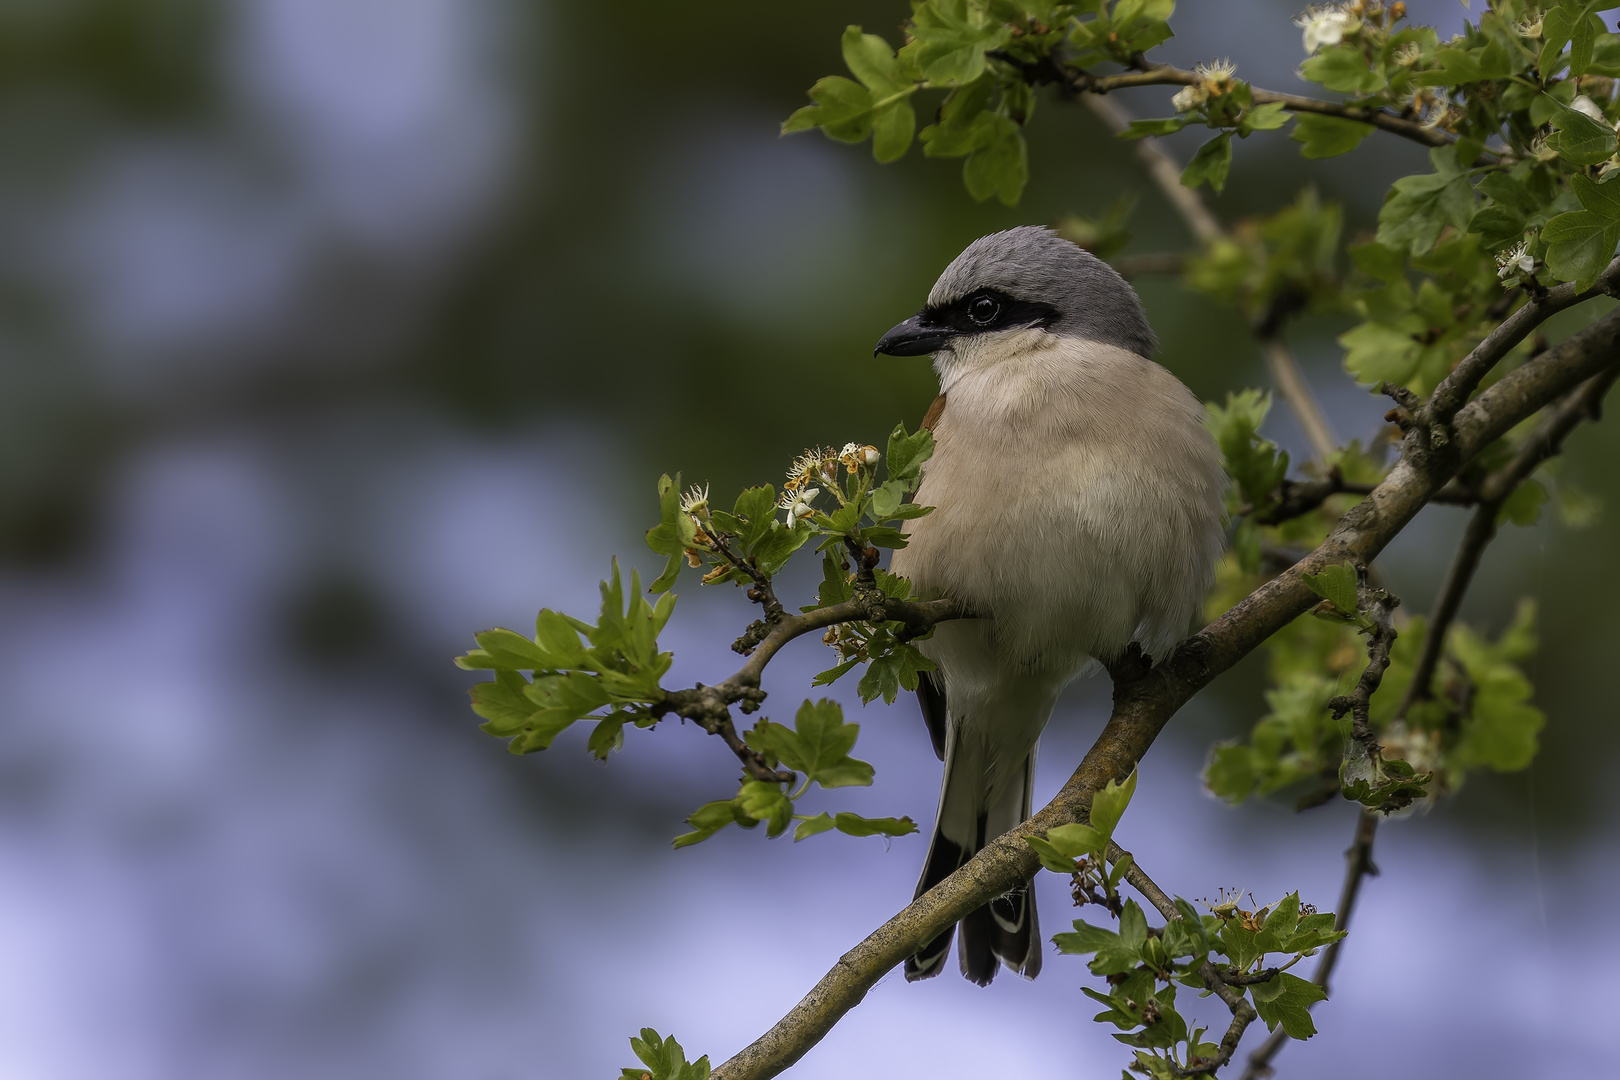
[1106,845,1261,1077]
[1240,811,1380,1080]
[1424,257,1620,429]
[1066,63,1470,153]
[655,591,968,781]
[708,303,1620,1080]
[1328,579,1399,763]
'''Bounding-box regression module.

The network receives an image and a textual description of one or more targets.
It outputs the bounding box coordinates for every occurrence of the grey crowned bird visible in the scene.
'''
[875,226,1226,986]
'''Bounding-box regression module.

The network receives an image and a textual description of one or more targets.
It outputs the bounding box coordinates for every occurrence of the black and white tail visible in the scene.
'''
[904,674,1041,985]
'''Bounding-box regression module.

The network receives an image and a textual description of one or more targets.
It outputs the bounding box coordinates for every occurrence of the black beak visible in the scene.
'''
[874,313,952,357]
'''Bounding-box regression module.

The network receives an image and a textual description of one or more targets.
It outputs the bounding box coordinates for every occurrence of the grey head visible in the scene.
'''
[874,225,1156,359]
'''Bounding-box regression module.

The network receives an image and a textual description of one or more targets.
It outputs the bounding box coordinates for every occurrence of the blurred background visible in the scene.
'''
[0,0,1615,1076]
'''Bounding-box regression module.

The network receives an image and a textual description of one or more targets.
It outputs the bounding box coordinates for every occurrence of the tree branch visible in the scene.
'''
[1068,63,1459,152]
[655,594,968,782]
[1425,257,1620,428]
[709,304,1620,1080]
[1239,811,1380,1080]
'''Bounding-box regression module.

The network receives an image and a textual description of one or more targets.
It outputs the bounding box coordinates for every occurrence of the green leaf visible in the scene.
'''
[1041,822,1108,857]
[885,424,934,484]
[1542,92,1619,166]
[793,813,836,842]
[833,812,918,837]
[645,474,694,594]
[1089,769,1137,838]
[1300,46,1383,94]
[736,780,795,838]
[1119,116,1191,140]
[1026,834,1082,872]
[960,114,1028,205]
[586,715,627,760]
[1302,562,1358,615]
[673,799,742,849]
[621,1029,711,1080]
[900,0,1013,85]
[1240,101,1291,133]
[1376,147,1474,256]
[789,698,873,787]
[1091,900,1151,975]
[1181,132,1232,193]
[1290,113,1375,159]
[468,669,536,735]
[1052,919,1121,957]
[1250,972,1327,1039]
[1542,173,1620,290]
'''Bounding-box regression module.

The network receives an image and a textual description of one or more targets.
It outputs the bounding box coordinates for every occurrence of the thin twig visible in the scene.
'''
[1079,92,1338,460]
[1425,257,1620,428]
[710,308,1620,1080]
[655,593,968,781]
[1107,845,1262,1078]
[1066,63,1473,153]
[1240,811,1380,1080]
[1402,367,1620,712]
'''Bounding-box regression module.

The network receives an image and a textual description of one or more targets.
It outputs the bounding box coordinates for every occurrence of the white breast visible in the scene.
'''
[889,331,1226,684]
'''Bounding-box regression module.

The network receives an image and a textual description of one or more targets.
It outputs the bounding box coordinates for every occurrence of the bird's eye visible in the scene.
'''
[969,296,1000,326]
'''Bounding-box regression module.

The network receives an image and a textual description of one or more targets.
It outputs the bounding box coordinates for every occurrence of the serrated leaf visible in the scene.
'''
[1250,972,1327,1039]
[1291,113,1375,159]
[1376,146,1473,256]
[1300,45,1384,94]
[1181,132,1232,193]
[673,799,742,849]
[1542,93,1619,166]
[793,813,836,841]
[1302,562,1358,615]
[1089,769,1137,838]
[833,812,918,837]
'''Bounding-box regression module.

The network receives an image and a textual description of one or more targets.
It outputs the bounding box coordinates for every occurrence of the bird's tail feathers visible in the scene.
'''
[904,741,1041,985]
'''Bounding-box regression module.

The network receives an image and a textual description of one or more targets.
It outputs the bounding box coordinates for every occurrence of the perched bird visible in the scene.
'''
[875,226,1226,985]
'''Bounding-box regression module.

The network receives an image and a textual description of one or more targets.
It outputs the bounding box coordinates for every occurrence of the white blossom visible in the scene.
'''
[1194,58,1238,84]
[1495,240,1534,282]
[1171,84,1208,113]
[679,482,710,517]
[1393,42,1421,67]
[779,486,821,526]
[1294,5,1356,55]
[1571,94,1607,123]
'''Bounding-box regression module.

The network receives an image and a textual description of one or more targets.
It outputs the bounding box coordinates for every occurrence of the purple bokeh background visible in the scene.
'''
[1,2,1616,1078]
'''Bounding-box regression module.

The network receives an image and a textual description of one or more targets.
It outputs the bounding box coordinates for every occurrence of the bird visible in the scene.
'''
[875,226,1226,985]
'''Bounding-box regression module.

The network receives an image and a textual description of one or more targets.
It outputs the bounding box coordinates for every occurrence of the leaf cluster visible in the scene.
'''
[1206,582,1546,812]
[455,559,675,758]
[621,1029,710,1080]
[1054,888,1342,1078]
[674,698,918,847]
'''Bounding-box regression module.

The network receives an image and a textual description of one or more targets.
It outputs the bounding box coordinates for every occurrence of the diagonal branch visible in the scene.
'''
[710,304,1620,1080]
[1425,257,1620,428]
